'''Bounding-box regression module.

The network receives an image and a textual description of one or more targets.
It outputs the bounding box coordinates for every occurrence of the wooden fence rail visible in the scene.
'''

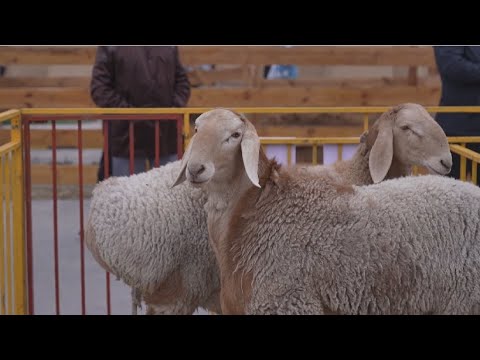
[0,46,441,109]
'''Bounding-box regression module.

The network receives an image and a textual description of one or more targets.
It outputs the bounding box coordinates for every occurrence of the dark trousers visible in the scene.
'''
[97,152,113,182]
[263,65,271,78]
[97,121,113,182]
[447,142,480,184]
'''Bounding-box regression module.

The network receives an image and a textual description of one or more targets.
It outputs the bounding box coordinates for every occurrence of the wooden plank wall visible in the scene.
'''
[0,46,441,185]
[0,46,441,109]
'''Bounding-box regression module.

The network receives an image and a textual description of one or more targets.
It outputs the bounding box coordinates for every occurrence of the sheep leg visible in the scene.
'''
[131,288,142,315]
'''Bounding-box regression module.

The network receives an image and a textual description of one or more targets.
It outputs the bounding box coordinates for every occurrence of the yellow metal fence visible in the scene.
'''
[0,109,27,315]
[450,144,480,185]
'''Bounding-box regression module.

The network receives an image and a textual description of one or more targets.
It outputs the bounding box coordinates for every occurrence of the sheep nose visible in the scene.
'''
[188,164,206,177]
[440,158,452,172]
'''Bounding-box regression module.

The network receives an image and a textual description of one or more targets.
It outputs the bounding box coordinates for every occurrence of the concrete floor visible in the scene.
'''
[31,199,207,315]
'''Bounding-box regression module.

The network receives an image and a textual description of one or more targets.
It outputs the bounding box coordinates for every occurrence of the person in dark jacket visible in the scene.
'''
[434,46,480,181]
[90,46,191,179]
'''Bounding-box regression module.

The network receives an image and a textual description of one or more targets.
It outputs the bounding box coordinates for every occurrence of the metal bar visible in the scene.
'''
[11,113,27,315]
[257,136,480,146]
[337,144,343,161]
[363,113,369,132]
[128,120,135,315]
[460,143,467,181]
[312,145,318,165]
[0,142,21,154]
[22,114,188,122]
[0,155,5,315]
[287,145,292,165]
[129,121,134,175]
[102,121,111,316]
[183,112,190,151]
[23,117,34,315]
[51,121,60,315]
[103,121,110,179]
[448,137,480,144]
[7,134,477,150]
[77,121,86,315]
[5,153,12,314]
[472,162,478,186]
[450,144,480,162]
[260,137,361,145]
[0,110,21,123]
[154,120,160,168]
[177,115,184,158]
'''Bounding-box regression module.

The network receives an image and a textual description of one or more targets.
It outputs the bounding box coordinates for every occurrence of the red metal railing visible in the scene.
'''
[22,113,184,315]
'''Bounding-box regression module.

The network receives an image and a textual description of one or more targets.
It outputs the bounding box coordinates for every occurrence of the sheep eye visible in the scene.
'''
[195,127,198,133]
[400,125,410,131]
[231,132,241,139]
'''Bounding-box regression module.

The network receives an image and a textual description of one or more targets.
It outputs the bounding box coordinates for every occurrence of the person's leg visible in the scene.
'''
[112,157,148,176]
[467,143,480,185]
[97,121,115,181]
[107,121,113,176]
[263,65,271,78]
[449,152,461,180]
[97,152,105,183]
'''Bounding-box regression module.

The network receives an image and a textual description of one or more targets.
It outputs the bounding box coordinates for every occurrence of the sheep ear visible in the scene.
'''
[241,120,261,188]
[369,121,393,183]
[172,136,194,188]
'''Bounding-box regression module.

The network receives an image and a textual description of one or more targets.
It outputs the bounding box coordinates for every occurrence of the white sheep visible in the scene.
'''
[85,162,220,315]
[304,103,452,184]
[85,104,452,315]
[172,108,480,315]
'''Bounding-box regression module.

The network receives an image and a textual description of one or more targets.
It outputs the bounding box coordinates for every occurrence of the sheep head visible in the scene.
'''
[368,103,452,183]
[173,108,261,189]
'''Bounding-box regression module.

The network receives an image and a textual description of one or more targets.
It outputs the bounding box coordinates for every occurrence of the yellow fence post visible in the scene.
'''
[183,111,191,150]
[460,143,467,181]
[0,155,4,314]
[5,152,12,314]
[363,113,369,132]
[0,110,26,315]
[312,145,318,165]
[337,144,343,162]
[11,113,27,315]
[473,163,478,186]
[287,145,292,166]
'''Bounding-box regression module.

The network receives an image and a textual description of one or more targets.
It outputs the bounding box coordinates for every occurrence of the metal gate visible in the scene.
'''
[22,109,184,315]
[0,110,27,315]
